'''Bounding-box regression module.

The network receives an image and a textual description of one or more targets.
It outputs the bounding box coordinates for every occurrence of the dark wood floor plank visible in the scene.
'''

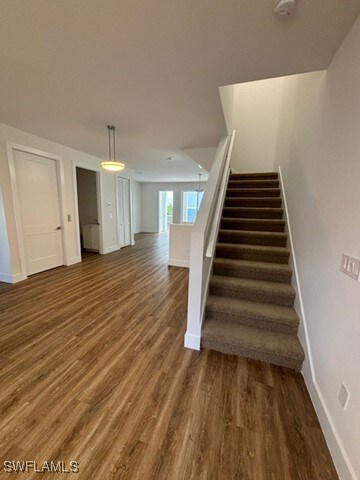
[0,233,338,479]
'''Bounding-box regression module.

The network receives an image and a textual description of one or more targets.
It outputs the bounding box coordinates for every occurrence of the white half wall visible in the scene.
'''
[168,223,192,267]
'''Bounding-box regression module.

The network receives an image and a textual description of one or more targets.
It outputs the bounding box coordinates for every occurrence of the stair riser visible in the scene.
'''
[213,264,292,283]
[228,180,279,189]
[210,283,295,307]
[206,309,298,335]
[227,189,281,198]
[220,219,285,232]
[216,246,290,264]
[218,231,287,247]
[201,339,302,370]
[224,198,282,207]
[230,173,278,180]
[222,208,284,219]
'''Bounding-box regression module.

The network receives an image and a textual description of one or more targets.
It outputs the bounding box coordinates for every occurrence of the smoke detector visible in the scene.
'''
[274,0,296,17]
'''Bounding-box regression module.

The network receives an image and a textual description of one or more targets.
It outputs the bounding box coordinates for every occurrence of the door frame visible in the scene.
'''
[116,175,134,247]
[72,163,104,257]
[6,142,69,281]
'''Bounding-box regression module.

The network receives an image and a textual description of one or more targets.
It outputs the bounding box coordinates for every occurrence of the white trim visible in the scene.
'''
[67,256,81,266]
[278,165,357,480]
[102,244,120,254]
[6,142,68,280]
[12,272,27,283]
[72,163,83,261]
[0,273,14,283]
[0,272,28,284]
[168,259,189,268]
[184,332,201,350]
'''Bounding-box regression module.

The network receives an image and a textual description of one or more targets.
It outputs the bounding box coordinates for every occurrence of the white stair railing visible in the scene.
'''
[184,130,236,350]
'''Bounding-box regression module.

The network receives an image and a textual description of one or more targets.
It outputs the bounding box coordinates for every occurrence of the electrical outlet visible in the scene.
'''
[109,213,113,219]
[338,383,350,410]
[67,214,72,222]
[340,254,360,281]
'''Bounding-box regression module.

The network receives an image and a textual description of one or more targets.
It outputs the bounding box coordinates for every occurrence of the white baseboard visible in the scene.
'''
[168,259,189,268]
[278,166,357,480]
[305,377,357,480]
[184,332,201,351]
[102,245,120,254]
[0,272,14,283]
[0,272,27,283]
[67,256,81,266]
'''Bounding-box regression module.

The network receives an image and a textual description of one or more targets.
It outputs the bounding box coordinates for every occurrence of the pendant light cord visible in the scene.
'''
[108,125,112,161]
[113,126,116,162]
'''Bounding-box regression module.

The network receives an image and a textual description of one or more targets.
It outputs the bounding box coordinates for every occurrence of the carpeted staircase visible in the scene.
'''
[202,171,305,370]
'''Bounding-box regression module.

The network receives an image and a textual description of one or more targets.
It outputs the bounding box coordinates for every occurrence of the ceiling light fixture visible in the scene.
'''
[196,173,203,193]
[101,125,125,172]
[274,0,296,17]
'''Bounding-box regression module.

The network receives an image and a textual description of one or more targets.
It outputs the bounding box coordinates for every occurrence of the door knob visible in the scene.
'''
[56,226,62,230]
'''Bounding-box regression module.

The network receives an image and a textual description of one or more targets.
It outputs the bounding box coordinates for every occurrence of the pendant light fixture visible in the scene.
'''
[196,173,203,212]
[100,125,125,172]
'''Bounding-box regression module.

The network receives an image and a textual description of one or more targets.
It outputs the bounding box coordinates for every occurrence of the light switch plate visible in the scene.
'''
[340,254,360,281]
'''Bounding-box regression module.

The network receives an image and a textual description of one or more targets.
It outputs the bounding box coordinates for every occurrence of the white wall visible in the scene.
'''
[76,168,98,226]
[224,77,283,173]
[0,122,135,281]
[132,181,143,234]
[140,181,206,233]
[273,22,360,480]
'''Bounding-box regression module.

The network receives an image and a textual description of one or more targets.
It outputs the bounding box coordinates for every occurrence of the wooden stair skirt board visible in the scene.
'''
[202,171,305,370]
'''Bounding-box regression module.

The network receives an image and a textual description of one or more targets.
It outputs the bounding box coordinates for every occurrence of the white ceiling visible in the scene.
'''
[0,0,359,181]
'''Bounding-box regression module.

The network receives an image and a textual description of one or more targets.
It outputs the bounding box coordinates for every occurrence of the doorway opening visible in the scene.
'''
[76,167,100,254]
[159,191,174,233]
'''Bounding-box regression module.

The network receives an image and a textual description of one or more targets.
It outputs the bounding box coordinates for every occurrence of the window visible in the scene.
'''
[181,191,204,223]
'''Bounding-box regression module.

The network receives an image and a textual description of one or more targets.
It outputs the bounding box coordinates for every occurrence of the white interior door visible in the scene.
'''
[14,150,64,275]
[117,177,131,248]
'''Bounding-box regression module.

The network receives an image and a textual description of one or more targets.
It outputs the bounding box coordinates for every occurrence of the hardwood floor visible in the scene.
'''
[0,233,338,479]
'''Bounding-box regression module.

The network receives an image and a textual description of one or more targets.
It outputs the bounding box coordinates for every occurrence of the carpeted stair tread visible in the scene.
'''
[227,188,281,198]
[210,275,295,306]
[203,170,304,370]
[222,207,284,219]
[206,295,299,333]
[202,319,304,370]
[213,257,292,283]
[228,179,279,189]
[230,172,278,180]
[218,229,288,247]
[221,217,285,232]
[216,243,290,263]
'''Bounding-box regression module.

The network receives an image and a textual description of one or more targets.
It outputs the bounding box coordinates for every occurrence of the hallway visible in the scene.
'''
[0,234,337,479]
